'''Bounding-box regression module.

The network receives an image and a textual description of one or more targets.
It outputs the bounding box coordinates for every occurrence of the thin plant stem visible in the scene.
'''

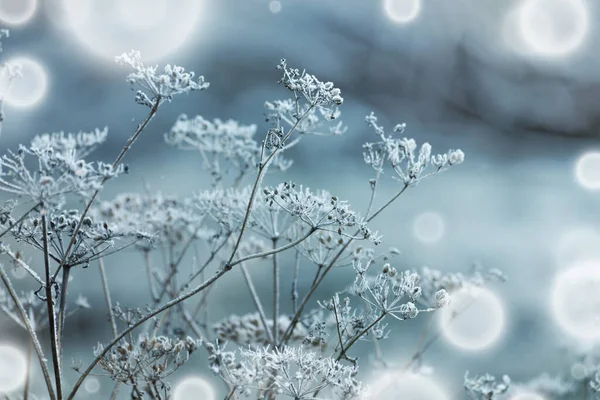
[98,257,118,338]
[240,263,274,344]
[0,202,40,239]
[109,382,121,400]
[224,106,314,269]
[291,250,300,315]
[231,227,316,268]
[403,313,434,370]
[52,99,161,281]
[67,266,228,400]
[336,313,385,361]
[41,214,63,399]
[313,312,385,398]
[143,250,159,302]
[0,264,56,400]
[272,238,279,345]
[281,184,409,345]
[22,340,32,400]
[56,265,71,364]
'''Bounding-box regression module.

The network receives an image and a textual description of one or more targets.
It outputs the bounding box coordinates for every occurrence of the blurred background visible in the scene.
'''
[1,0,600,398]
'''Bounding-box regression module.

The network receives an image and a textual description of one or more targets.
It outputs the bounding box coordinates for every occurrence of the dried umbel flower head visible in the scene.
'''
[362,112,464,186]
[11,210,152,268]
[0,134,126,208]
[263,182,381,244]
[115,50,209,107]
[206,343,366,399]
[93,334,202,388]
[165,114,291,182]
[212,313,309,347]
[277,58,343,107]
[94,192,201,249]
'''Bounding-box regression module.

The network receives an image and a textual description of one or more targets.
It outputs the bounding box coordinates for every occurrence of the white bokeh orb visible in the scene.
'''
[575,151,600,190]
[0,0,37,25]
[555,227,600,268]
[84,376,101,394]
[517,0,588,56]
[172,376,216,400]
[383,0,421,24]
[0,345,27,392]
[0,57,48,108]
[510,393,547,400]
[269,0,282,14]
[58,0,203,62]
[367,372,448,400]
[116,0,168,28]
[413,211,445,244]
[439,286,505,351]
[570,362,588,380]
[551,259,600,340]
[11,266,26,280]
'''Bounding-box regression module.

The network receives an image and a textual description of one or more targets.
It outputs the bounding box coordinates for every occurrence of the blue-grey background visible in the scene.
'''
[1,0,600,398]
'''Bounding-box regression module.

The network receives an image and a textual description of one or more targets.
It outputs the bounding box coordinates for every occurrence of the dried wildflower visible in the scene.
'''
[362,112,464,186]
[265,99,347,137]
[30,128,108,159]
[94,192,203,250]
[10,210,152,268]
[212,313,309,347]
[464,372,511,399]
[115,50,209,107]
[0,284,90,332]
[277,59,343,107]
[263,182,381,244]
[94,334,202,389]
[208,343,366,399]
[418,265,506,308]
[165,114,291,183]
[0,133,125,208]
[351,261,445,322]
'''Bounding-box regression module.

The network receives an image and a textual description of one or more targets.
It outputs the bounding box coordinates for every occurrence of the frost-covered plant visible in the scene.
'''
[464,372,511,399]
[91,334,202,397]
[0,32,480,400]
[115,50,209,107]
[205,342,365,399]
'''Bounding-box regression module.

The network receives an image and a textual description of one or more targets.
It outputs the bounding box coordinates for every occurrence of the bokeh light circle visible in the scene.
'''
[367,372,448,400]
[0,0,37,25]
[84,376,101,394]
[510,393,547,400]
[575,151,600,190]
[0,345,27,392]
[413,211,445,244]
[269,1,282,14]
[0,57,48,108]
[439,286,505,351]
[383,0,421,24]
[58,0,203,61]
[551,259,600,340]
[116,0,168,28]
[172,376,216,400]
[517,0,588,56]
[11,266,26,280]
[570,362,587,380]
